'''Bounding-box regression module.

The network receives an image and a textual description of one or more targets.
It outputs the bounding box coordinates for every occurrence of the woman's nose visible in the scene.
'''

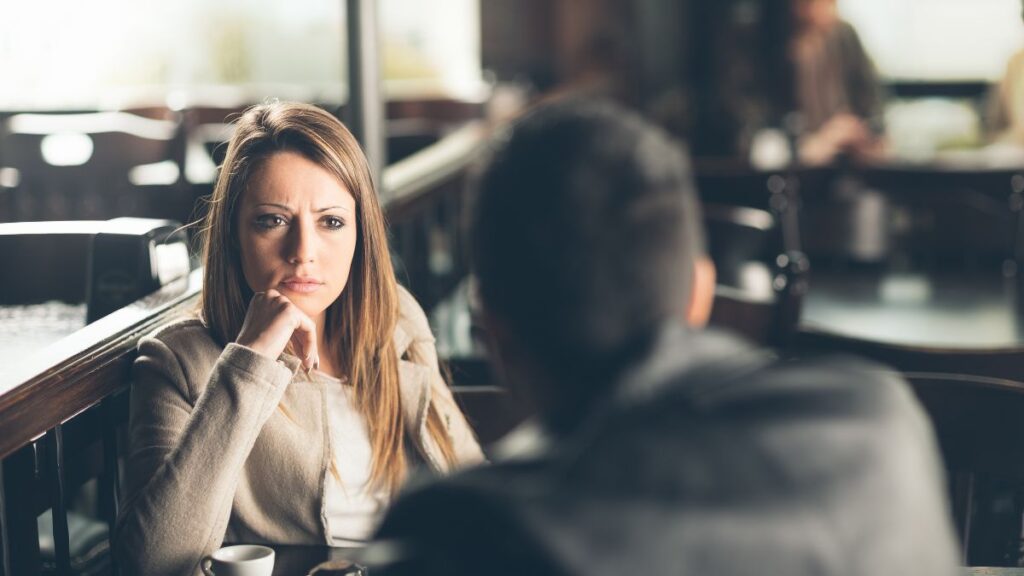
[287,220,316,264]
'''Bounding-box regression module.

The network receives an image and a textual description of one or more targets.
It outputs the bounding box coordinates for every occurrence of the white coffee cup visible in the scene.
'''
[201,544,275,576]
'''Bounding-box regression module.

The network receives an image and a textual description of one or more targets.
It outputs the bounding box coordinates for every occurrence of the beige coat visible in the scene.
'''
[114,287,484,576]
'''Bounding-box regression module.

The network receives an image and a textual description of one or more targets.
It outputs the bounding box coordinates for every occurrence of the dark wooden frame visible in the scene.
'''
[788,327,1024,565]
[0,269,202,576]
[704,202,810,348]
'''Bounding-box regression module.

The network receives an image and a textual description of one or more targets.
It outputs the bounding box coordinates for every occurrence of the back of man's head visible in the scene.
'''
[471,99,705,387]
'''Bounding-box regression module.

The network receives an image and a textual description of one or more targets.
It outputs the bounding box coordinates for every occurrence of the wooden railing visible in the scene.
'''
[0,268,203,575]
[0,118,504,576]
[383,120,490,312]
[0,269,204,461]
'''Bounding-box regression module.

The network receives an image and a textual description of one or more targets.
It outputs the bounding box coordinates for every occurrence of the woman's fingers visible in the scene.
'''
[236,290,319,372]
[292,312,319,372]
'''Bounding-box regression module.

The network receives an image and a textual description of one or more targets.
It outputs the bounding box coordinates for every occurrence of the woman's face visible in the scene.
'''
[236,150,358,326]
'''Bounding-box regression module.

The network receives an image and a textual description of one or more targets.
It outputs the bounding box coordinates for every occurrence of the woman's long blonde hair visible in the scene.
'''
[199,101,455,493]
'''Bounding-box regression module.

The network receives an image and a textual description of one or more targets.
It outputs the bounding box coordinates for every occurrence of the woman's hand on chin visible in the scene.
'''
[236,289,319,372]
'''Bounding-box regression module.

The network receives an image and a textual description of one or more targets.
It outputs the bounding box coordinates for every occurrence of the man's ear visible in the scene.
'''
[686,257,716,328]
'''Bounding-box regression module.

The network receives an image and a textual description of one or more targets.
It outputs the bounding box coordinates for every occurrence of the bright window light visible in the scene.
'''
[839,0,1024,81]
[0,0,483,110]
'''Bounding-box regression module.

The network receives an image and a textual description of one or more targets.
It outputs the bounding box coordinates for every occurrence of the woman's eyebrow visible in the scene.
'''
[255,202,293,211]
[254,203,351,214]
[315,205,353,214]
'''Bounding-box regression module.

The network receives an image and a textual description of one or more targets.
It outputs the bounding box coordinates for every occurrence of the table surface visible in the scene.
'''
[268,546,1024,576]
[272,545,363,576]
[801,268,1024,348]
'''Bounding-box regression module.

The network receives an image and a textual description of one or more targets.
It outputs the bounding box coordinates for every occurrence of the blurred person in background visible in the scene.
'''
[987,1,1024,146]
[369,99,959,576]
[790,0,886,165]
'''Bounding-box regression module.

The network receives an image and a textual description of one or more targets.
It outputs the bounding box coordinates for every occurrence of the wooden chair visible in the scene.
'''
[704,203,809,347]
[0,221,104,305]
[801,165,1024,272]
[0,112,185,222]
[0,218,190,313]
[693,160,808,260]
[788,328,1024,565]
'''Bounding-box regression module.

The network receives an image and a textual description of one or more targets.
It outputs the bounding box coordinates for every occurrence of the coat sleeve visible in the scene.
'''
[114,336,295,576]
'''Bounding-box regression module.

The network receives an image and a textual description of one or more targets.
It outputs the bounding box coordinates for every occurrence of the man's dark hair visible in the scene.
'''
[470,99,705,382]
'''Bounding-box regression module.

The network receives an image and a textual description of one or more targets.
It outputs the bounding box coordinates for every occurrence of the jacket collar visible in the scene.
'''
[393,317,416,359]
[392,314,436,460]
[610,322,766,407]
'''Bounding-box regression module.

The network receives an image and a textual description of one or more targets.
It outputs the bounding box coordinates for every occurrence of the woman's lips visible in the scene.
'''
[279,279,324,294]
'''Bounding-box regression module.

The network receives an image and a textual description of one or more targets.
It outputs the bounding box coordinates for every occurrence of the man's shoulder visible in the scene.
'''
[386,458,544,521]
[601,327,921,457]
[376,347,955,576]
[667,343,917,426]
[591,342,932,494]
[376,460,565,576]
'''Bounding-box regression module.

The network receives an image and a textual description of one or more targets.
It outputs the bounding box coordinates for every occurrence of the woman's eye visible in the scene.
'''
[322,216,345,230]
[255,214,287,229]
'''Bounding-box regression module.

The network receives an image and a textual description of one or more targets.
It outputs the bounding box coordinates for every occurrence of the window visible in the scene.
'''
[839,0,1024,81]
[0,0,482,110]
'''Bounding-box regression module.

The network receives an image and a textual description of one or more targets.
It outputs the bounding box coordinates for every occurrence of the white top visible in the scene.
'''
[319,372,388,547]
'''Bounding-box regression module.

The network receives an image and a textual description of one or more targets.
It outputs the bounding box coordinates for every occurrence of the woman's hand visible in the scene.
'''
[800,114,875,166]
[236,290,319,372]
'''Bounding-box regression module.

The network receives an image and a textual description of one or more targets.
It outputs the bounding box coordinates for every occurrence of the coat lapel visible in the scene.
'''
[393,319,433,459]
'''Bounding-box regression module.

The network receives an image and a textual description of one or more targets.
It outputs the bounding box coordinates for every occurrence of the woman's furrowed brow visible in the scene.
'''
[255,202,293,211]
[253,202,352,213]
[315,205,354,214]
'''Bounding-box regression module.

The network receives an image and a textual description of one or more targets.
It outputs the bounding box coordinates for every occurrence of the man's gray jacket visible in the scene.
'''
[375,324,961,576]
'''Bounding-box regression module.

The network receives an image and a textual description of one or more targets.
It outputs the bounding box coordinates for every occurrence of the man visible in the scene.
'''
[371,99,959,576]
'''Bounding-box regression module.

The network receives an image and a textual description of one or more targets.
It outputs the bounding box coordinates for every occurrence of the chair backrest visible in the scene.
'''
[907,371,1024,566]
[805,166,1024,267]
[0,218,190,310]
[906,371,1024,566]
[694,162,806,256]
[787,328,1024,565]
[905,372,1024,475]
[704,203,809,347]
[0,112,182,221]
[0,220,106,304]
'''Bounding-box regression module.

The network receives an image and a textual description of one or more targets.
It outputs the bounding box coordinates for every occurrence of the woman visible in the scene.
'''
[114,102,483,576]
[987,2,1024,146]
[790,0,884,165]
